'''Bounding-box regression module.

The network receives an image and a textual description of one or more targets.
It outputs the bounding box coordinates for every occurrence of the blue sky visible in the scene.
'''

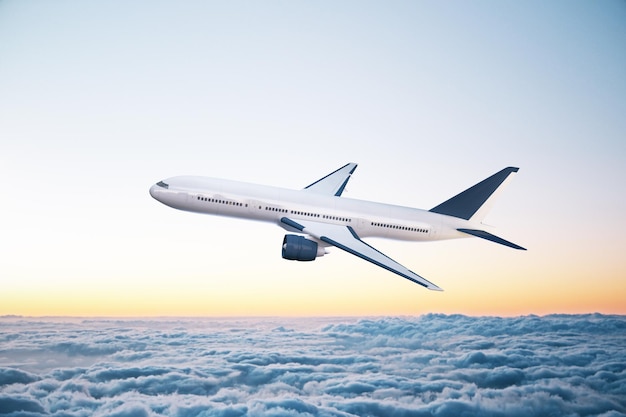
[1,1,625,315]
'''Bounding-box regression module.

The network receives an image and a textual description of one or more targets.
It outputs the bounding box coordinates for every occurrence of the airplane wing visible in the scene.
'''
[303,163,358,197]
[280,217,443,291]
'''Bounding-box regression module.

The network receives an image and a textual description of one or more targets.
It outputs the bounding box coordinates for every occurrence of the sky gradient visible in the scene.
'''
[1,1,625,316]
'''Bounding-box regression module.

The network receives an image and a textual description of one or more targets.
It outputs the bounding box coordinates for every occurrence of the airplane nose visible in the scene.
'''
[149,184,160,200]
[150,180,170,201]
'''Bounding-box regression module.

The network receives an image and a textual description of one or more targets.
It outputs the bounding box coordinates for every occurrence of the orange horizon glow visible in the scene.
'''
[3,269,624,318]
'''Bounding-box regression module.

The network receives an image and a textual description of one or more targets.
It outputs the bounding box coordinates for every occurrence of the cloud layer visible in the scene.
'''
[1,314,625,416]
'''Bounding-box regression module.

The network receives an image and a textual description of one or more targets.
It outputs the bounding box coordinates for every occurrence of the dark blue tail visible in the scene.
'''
[429,167,519,221]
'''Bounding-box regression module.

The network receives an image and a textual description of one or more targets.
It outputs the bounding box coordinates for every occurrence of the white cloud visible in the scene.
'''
[0,315,625,416]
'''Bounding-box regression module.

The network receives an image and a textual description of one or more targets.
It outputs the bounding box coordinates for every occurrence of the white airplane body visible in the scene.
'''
[150,163,525,291]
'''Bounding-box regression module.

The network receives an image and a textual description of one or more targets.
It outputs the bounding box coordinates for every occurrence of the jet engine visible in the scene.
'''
[282,234,323,261]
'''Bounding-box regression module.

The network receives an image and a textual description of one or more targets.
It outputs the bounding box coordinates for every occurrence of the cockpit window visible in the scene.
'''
[156,181,169,189]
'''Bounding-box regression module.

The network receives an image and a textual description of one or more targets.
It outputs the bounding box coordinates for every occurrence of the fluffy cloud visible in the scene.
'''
[0,315,624,416]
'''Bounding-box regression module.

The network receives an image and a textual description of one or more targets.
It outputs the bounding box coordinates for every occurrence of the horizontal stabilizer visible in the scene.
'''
[457,229,526,250]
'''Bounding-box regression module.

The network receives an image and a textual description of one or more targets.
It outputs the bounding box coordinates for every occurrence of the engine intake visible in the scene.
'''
[282,235,319,261]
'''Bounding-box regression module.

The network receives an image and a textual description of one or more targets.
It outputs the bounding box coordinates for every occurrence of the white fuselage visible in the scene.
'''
[149,176,474,244]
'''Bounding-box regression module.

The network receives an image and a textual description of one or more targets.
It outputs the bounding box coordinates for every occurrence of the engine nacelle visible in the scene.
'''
[282,234,320,261]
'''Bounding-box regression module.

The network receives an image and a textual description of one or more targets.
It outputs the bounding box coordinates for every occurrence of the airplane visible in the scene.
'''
[149,163,525,291]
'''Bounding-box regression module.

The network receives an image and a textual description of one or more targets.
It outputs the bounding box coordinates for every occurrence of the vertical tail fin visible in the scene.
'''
[429,167,519,222]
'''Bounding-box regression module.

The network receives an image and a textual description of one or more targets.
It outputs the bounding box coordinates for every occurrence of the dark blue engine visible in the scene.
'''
[282,235,318,261]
